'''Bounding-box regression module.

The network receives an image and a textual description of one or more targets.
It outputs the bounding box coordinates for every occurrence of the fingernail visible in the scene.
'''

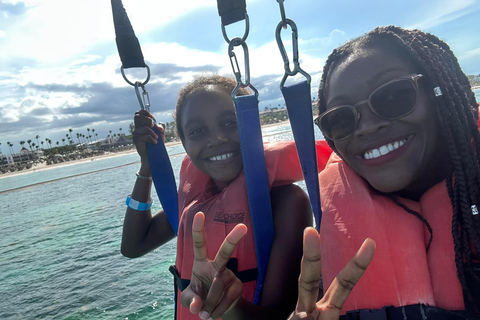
[154,135,158,139]
[199,311,209,319]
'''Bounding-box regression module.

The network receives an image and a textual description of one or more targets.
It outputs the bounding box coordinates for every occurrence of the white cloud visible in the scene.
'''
[408,0,478,30]
[461,48,480,60]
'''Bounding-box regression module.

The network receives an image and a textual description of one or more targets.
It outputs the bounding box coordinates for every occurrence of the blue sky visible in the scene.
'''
[1,0,479,153]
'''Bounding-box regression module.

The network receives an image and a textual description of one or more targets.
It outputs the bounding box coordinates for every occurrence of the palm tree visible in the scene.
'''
[19,141,25,150]
[129,122,135,134]
[7,142,13,156]
[56,141,59,147]
[41,141,44,149]
[62,138,66,146]
[27,140,33,151]
[69,128,73,140]
[0,142,2,156]
[76,133,81,144]
[119,127,123,136]
[35,135,40,146]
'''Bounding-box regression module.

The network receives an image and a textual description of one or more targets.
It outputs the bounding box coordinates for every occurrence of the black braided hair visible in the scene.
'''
[317,26,480,315]
[174,75,248,142]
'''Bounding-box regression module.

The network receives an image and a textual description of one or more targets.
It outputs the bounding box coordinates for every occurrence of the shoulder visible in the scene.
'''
[270,184,312,228]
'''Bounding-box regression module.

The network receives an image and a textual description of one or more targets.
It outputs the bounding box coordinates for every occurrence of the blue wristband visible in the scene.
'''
[126,195,153,211]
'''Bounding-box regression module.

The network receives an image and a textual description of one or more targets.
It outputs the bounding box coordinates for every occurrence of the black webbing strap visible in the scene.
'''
[341,304,469,320]
[169,258,258,292]
[216,0,246,25]
[111,0,145,68]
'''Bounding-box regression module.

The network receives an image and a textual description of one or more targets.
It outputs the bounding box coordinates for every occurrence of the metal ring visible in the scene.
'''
[121,64,151,87]
[221,13,250,44]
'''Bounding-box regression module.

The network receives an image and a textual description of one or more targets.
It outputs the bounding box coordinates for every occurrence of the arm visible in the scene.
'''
[120,110,176,258]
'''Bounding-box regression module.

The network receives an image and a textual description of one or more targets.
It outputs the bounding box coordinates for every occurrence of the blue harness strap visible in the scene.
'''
[147,131,179,234]
[281,81,322,230]
[234,94,274,304]
[111,0,179,234]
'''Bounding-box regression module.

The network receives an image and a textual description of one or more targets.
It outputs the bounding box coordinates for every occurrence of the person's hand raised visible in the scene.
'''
[289,228,375,320]
[181,212,247,320]
[132,109,165,161]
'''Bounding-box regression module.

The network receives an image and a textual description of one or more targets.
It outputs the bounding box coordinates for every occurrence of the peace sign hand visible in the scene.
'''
[180,212,248,320]
[289,228,376,320]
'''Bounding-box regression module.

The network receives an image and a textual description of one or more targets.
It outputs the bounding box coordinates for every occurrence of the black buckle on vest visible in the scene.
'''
[345,305,390,320]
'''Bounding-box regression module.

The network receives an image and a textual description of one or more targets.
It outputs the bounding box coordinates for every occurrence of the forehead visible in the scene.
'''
[181,89,235,126]
[326,48,418,105]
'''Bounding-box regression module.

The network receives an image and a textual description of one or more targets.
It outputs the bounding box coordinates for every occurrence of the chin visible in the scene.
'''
[366,176,410,194]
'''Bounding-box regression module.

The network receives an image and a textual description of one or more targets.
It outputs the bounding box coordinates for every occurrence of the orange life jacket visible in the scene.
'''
[319,153,465,315]
[174,140,332,319]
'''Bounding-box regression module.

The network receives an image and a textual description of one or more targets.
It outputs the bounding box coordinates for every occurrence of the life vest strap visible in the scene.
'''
[341,304,468,320]
[169,260,258,292]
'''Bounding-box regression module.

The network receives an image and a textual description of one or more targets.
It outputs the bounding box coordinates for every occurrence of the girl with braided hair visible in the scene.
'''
[289,26,480,320]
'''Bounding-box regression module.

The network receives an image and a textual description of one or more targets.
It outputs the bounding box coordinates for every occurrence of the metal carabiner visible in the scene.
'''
[275,19,311,88]
[221,13,250,44]
[134,82,151,112]
[276,0,287,29]
[228,38,250,89]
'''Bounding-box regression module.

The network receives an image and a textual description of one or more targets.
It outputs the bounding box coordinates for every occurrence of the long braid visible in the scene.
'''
[317,26,480,316]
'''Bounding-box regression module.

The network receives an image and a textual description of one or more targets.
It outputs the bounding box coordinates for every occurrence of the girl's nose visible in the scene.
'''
[207,129,228,147]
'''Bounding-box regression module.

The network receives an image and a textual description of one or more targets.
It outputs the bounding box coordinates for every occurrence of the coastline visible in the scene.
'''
[0,121,291,180]
[0,140,183,180]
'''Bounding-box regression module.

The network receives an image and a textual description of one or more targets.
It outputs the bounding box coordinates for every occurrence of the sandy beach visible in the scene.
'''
[0,120,292,180]
[0,140,183,180]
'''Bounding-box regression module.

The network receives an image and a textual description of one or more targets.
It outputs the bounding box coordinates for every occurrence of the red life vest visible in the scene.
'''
[174,140,332,319]
[319,153,465,315]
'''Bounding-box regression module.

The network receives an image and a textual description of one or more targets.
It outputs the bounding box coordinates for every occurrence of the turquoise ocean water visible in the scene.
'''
[0,122,324,320]
[1,89,479,320]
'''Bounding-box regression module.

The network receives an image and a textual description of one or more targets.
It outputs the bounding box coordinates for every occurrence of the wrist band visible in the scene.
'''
[136,171,152,181]
[126,195,153,211]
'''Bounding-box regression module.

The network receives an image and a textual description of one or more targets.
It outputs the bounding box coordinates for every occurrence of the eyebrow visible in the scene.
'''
[183,109,237,129]
[327,67,406,106]
[366,67,405,87]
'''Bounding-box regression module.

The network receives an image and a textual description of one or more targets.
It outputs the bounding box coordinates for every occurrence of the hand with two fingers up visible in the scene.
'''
[289,228,376,320]
[181,212,248,320]
[132,110,166,169]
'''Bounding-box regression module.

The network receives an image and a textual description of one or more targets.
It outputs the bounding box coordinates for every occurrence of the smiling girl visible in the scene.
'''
[120,75,325,319]
[289,26,480,320]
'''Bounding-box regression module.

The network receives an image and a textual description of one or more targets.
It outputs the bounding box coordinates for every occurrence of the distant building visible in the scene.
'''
[0,148,43,165]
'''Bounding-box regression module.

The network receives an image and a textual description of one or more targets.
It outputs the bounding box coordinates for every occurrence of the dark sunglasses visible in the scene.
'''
[315,74,423,140]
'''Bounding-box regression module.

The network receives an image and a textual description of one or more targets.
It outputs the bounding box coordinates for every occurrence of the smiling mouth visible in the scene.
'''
[363,139,407,160]
[208,152,234,161]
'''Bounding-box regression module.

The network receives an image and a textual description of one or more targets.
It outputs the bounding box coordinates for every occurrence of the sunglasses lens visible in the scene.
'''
[370,79,417,118]
[320,107,356,140]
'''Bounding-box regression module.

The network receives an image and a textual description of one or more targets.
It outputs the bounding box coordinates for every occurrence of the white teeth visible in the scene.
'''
[363,139,407,160]
[379,145,389,155]
[209,152,234,161]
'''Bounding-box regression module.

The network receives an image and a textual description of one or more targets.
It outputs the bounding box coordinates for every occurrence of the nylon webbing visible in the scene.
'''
[234,94,274,304]
[282,81,322,230]
[147,126,179,234]
[111,0,179,234]
[111,0,145,68]
[216,0,246,25]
